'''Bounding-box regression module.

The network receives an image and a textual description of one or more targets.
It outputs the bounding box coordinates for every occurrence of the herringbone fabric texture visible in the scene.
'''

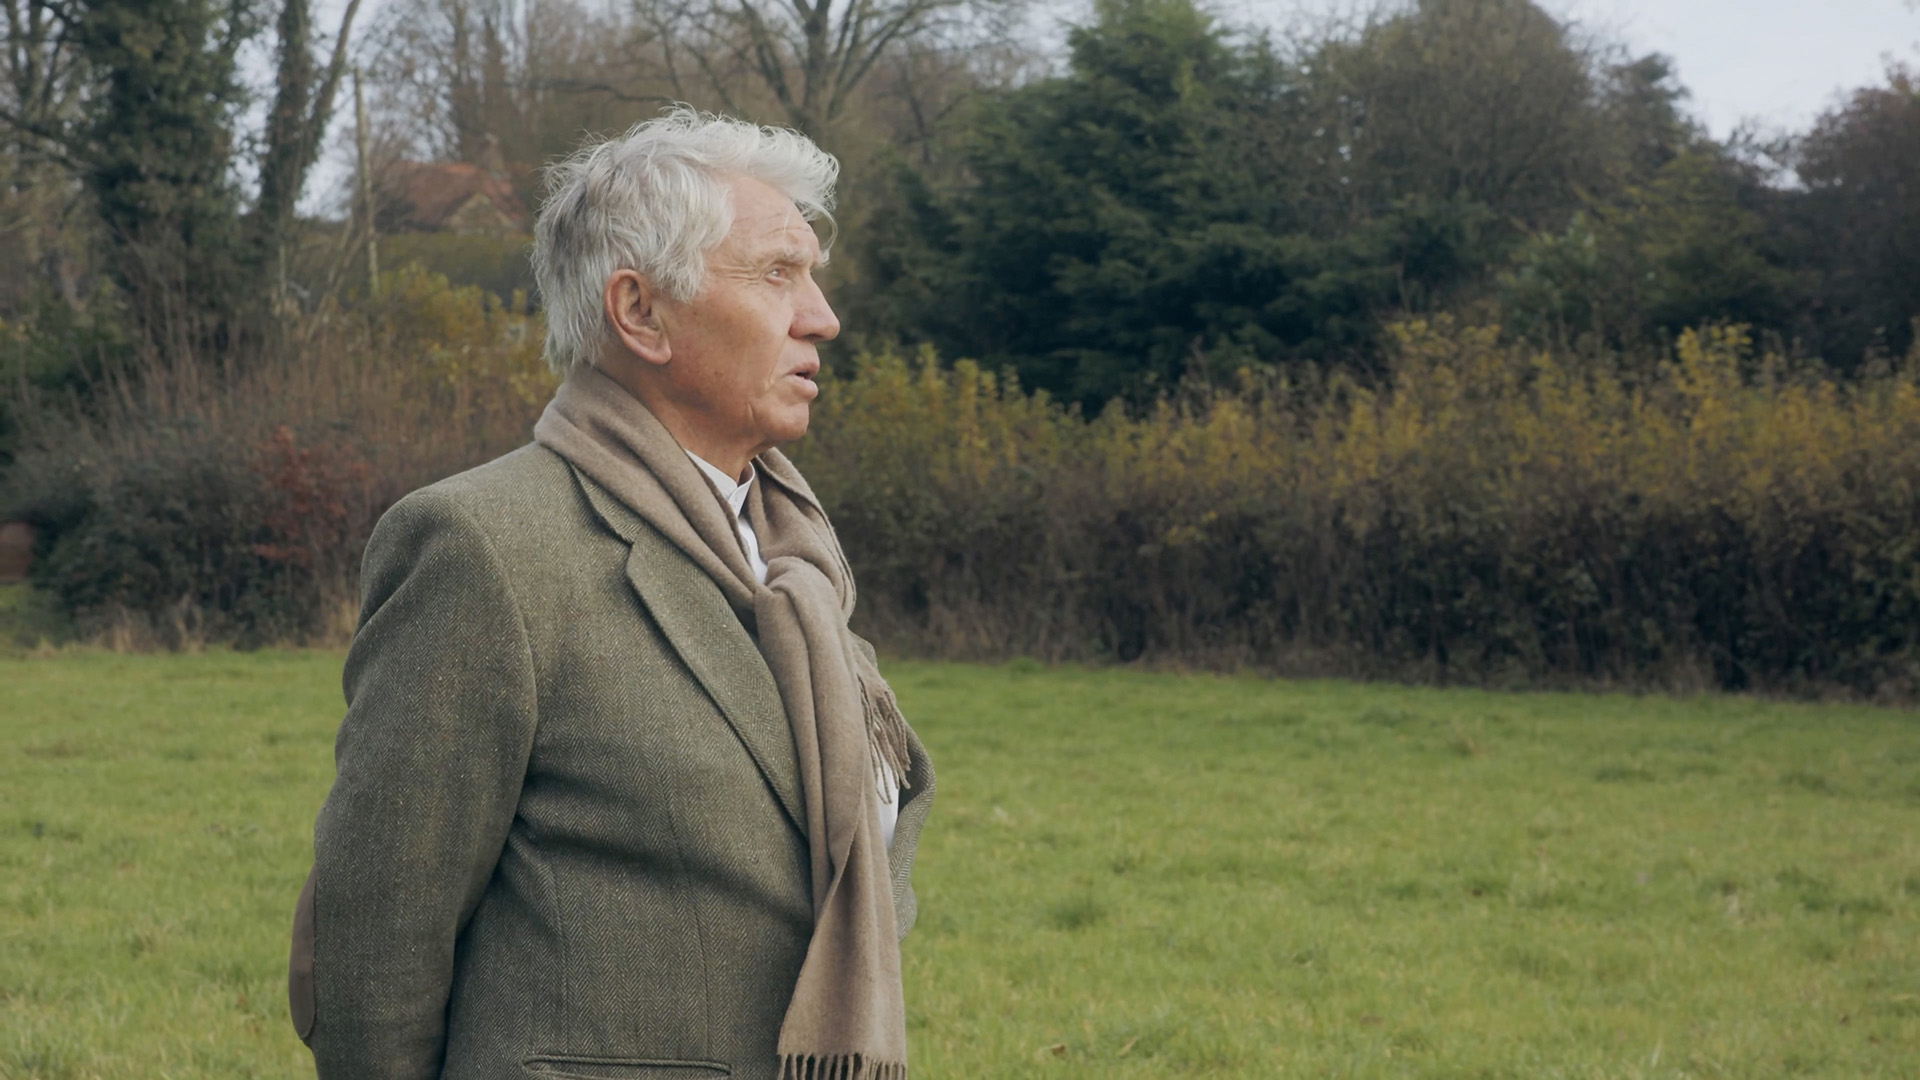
[294,444,934,1080]
[533,367,918,1080]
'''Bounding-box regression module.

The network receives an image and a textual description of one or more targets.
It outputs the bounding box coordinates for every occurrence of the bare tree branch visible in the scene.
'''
[630,0,1019,142]
[257,0,367,274]
[526,75,678,105]
[0,102,81,162]
[2,0,83,157]
[311,0,367,145]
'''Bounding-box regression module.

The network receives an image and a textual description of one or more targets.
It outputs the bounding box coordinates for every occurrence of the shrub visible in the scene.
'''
[795,324,1920,697]
[2,266,549,645]
[6,295,1917,699]
[378,233,536,308]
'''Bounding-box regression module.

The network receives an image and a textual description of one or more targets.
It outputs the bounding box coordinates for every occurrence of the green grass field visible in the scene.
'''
[4,652,1918,1078]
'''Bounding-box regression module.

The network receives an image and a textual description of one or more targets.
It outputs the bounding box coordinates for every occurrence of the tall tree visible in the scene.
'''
[1499,148,1798,353]
[1597,53,1695,181]
[911,0,1564,402]
[1795,64,1920,364]
[0,0,84,158]
[1301,0,1607,229]
[253,0,367,282]
[72,0,258,351]
[930,0,1327,403]
[0,0,90,308]
[371,0,638,175]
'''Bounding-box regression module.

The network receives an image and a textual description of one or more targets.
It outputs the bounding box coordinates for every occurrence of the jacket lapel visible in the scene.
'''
[570,465,806,836]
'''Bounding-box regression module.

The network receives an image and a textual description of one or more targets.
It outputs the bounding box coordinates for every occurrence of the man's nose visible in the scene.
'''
[794,280,840,343]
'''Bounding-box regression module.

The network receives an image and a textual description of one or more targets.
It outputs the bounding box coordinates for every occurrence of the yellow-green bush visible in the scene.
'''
[795,324,1920,696]
[377,232,536,307]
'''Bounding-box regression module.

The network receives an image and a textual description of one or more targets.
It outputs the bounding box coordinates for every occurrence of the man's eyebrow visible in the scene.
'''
[768,245,827,270]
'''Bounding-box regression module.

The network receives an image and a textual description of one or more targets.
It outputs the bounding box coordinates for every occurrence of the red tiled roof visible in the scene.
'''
[386,161,529,232]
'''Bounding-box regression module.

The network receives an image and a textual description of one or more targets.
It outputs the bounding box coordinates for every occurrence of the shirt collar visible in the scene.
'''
[686,451,755,517]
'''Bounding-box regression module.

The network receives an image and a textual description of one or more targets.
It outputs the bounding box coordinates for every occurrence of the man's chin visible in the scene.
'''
[764,410,810,450]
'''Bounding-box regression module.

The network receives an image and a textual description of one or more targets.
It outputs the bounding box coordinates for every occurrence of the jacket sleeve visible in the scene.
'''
[304,488,539,1080]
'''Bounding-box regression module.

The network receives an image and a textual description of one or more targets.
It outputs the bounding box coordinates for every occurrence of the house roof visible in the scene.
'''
[386,161,529,233]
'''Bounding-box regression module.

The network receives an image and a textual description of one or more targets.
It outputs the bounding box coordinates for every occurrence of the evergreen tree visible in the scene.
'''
[1796,64,1920,365]
[74,0,256,351]
[909,0,1623,404]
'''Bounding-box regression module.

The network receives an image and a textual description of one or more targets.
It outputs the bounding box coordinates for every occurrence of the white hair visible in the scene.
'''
[530,107,839,376]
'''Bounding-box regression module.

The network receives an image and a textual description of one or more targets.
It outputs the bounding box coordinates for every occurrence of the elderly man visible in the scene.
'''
[289,109,933,1080]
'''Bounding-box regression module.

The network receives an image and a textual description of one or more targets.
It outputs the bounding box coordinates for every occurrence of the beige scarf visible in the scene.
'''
[535,364,914,1080]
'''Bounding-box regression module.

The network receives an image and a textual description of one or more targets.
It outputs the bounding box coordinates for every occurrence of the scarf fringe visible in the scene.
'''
[857,665,914,796]
[780,1053,907,1080]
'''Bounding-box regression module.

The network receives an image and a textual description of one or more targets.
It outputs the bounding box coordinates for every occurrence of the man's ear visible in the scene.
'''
[604,268,671,366]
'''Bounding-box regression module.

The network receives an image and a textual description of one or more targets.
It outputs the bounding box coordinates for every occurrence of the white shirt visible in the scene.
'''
[686,451,768,583]
[687,452,900,849]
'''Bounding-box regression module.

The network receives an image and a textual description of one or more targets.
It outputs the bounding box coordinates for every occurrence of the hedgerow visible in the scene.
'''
[796,323,1920,697]
[7,299,1916,698]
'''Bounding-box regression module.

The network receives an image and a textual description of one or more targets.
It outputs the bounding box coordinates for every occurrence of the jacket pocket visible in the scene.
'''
[288,866,317,1045]
[523,1057,731,1080]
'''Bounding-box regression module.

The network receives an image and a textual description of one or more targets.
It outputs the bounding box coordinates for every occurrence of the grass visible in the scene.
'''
[0,584,68,650]
[3,652,1918,1078]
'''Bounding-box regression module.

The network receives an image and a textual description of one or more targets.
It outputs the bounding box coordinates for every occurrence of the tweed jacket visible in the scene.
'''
[293,443,934,1080]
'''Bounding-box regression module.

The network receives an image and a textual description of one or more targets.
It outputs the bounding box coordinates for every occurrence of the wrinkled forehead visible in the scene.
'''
[721,174,826,262]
